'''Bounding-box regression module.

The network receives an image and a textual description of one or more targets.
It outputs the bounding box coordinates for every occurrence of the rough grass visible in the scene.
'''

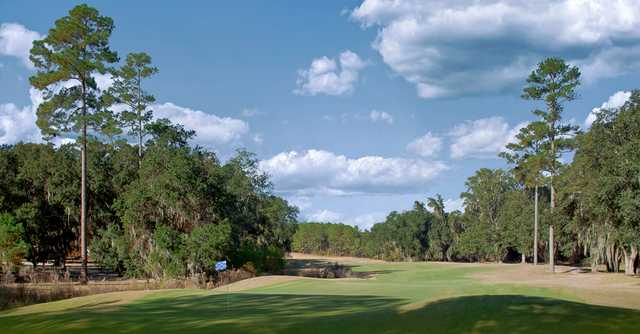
[1,257,640,333]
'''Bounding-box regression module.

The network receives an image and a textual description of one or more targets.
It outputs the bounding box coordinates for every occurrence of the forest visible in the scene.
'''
[1,4,639,286]
[0,5,297,283]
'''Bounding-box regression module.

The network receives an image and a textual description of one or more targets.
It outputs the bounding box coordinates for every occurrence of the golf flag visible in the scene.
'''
[215,260,227,272]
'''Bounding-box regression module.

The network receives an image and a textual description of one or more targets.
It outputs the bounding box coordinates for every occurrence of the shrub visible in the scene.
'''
[0,213,27,274]
[185,222,231,276]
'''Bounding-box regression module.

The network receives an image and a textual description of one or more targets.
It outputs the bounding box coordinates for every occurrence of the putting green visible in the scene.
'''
[1,261,639,333]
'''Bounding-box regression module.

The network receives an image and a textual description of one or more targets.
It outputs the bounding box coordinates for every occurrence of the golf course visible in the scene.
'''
[2,254,640,334]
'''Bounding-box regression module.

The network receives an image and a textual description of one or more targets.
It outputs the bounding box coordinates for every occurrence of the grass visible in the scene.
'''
[1,260,639,333]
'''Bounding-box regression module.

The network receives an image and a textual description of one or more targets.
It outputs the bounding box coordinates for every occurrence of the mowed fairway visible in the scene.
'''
[2,256,640,334]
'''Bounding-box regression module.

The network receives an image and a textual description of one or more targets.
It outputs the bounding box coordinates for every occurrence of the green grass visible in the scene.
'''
[1,261,639,333]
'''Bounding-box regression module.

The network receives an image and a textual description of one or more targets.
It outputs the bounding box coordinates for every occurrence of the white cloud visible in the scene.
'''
[259,149,448,195]
[0,87,76,146]
[0,102,40,144]
[585,91,631,127]
[369,110,393,124]
[294,50,368,96]
[287,196,313,211]
[407,132,442,157]
[0,23,42,68]
[307,209,343,223]
[344,212,386,230]
[449,117,527,159]
[153,102,249,149]
[350,0,640,98]
[443,198,465,213]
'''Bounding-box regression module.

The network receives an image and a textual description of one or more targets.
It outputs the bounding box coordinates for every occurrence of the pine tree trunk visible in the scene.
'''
[534,185,539,265]
[591,245,599,273]
[80,85,88,284]
[624,245,638,276]
[137,71,143,168]
[549,224,554,272]
[549,183,555,273]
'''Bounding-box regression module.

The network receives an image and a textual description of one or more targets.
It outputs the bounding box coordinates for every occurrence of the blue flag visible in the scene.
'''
[215,260,227,272]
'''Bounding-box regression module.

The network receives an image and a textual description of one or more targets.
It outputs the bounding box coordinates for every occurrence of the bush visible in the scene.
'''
[185,223,231,276]
[0,213,27,274]
[90,224,127,274]
[146,225,186,279]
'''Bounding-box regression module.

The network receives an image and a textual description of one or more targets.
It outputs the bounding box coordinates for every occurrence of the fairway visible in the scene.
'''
[2,256,640,334]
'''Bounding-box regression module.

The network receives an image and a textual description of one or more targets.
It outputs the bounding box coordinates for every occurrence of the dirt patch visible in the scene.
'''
[474,264,640,309]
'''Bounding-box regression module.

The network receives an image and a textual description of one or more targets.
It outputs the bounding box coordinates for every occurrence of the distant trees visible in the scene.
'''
[458,169,516,262]
[292,202,432,261]
[501,122,547,264]
[426,196,453,261]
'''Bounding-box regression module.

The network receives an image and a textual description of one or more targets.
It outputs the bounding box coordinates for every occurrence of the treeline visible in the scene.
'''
[294,59,640,276]
[0,5,297,281]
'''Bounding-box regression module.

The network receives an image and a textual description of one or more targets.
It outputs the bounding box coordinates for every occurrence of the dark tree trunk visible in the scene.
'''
[80,83,88,284]
[534,185,539,265]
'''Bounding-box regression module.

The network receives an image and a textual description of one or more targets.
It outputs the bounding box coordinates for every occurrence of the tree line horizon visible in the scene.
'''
[293,58,640,276]
[0,4,638,282]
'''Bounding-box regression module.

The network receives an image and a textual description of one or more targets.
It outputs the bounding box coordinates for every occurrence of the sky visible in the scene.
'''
[1,0,639,230]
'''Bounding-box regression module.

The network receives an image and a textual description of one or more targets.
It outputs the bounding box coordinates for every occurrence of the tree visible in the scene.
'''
[29,4,118,283]
[109,52,158,165]
[427,195,453,261]
[501,122,548,264]
[568,91,640,275]
[522,57,580,272]
[460,169,516,262]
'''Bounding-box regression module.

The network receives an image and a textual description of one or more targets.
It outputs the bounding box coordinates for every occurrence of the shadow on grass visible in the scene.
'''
[1,293,639,333]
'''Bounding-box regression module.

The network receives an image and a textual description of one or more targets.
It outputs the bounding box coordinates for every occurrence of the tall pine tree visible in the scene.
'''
[29,4,118,283]
[522,57,580,273]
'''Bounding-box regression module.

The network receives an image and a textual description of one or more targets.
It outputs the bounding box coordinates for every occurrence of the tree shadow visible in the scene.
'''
[1,293,639,333]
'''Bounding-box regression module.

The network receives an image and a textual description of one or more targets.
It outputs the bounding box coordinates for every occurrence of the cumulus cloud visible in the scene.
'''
[443,198,465,213]
[304,209,385,230]
[287,196,313,211]
[585,91,631,127]
[406,132,442,157]
[307,209,343,223]
[344,212,387,230]
[0,102,40,144]
[449,117,527,159]
[259,149,448,195]
[369,110,393,124]
[153,103,249,149]
[0,23,42,68]
[294,50,368,96]
[350,0,640,98]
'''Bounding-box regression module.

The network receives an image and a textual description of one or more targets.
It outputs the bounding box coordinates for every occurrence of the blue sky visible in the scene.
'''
[2,1,639,229]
